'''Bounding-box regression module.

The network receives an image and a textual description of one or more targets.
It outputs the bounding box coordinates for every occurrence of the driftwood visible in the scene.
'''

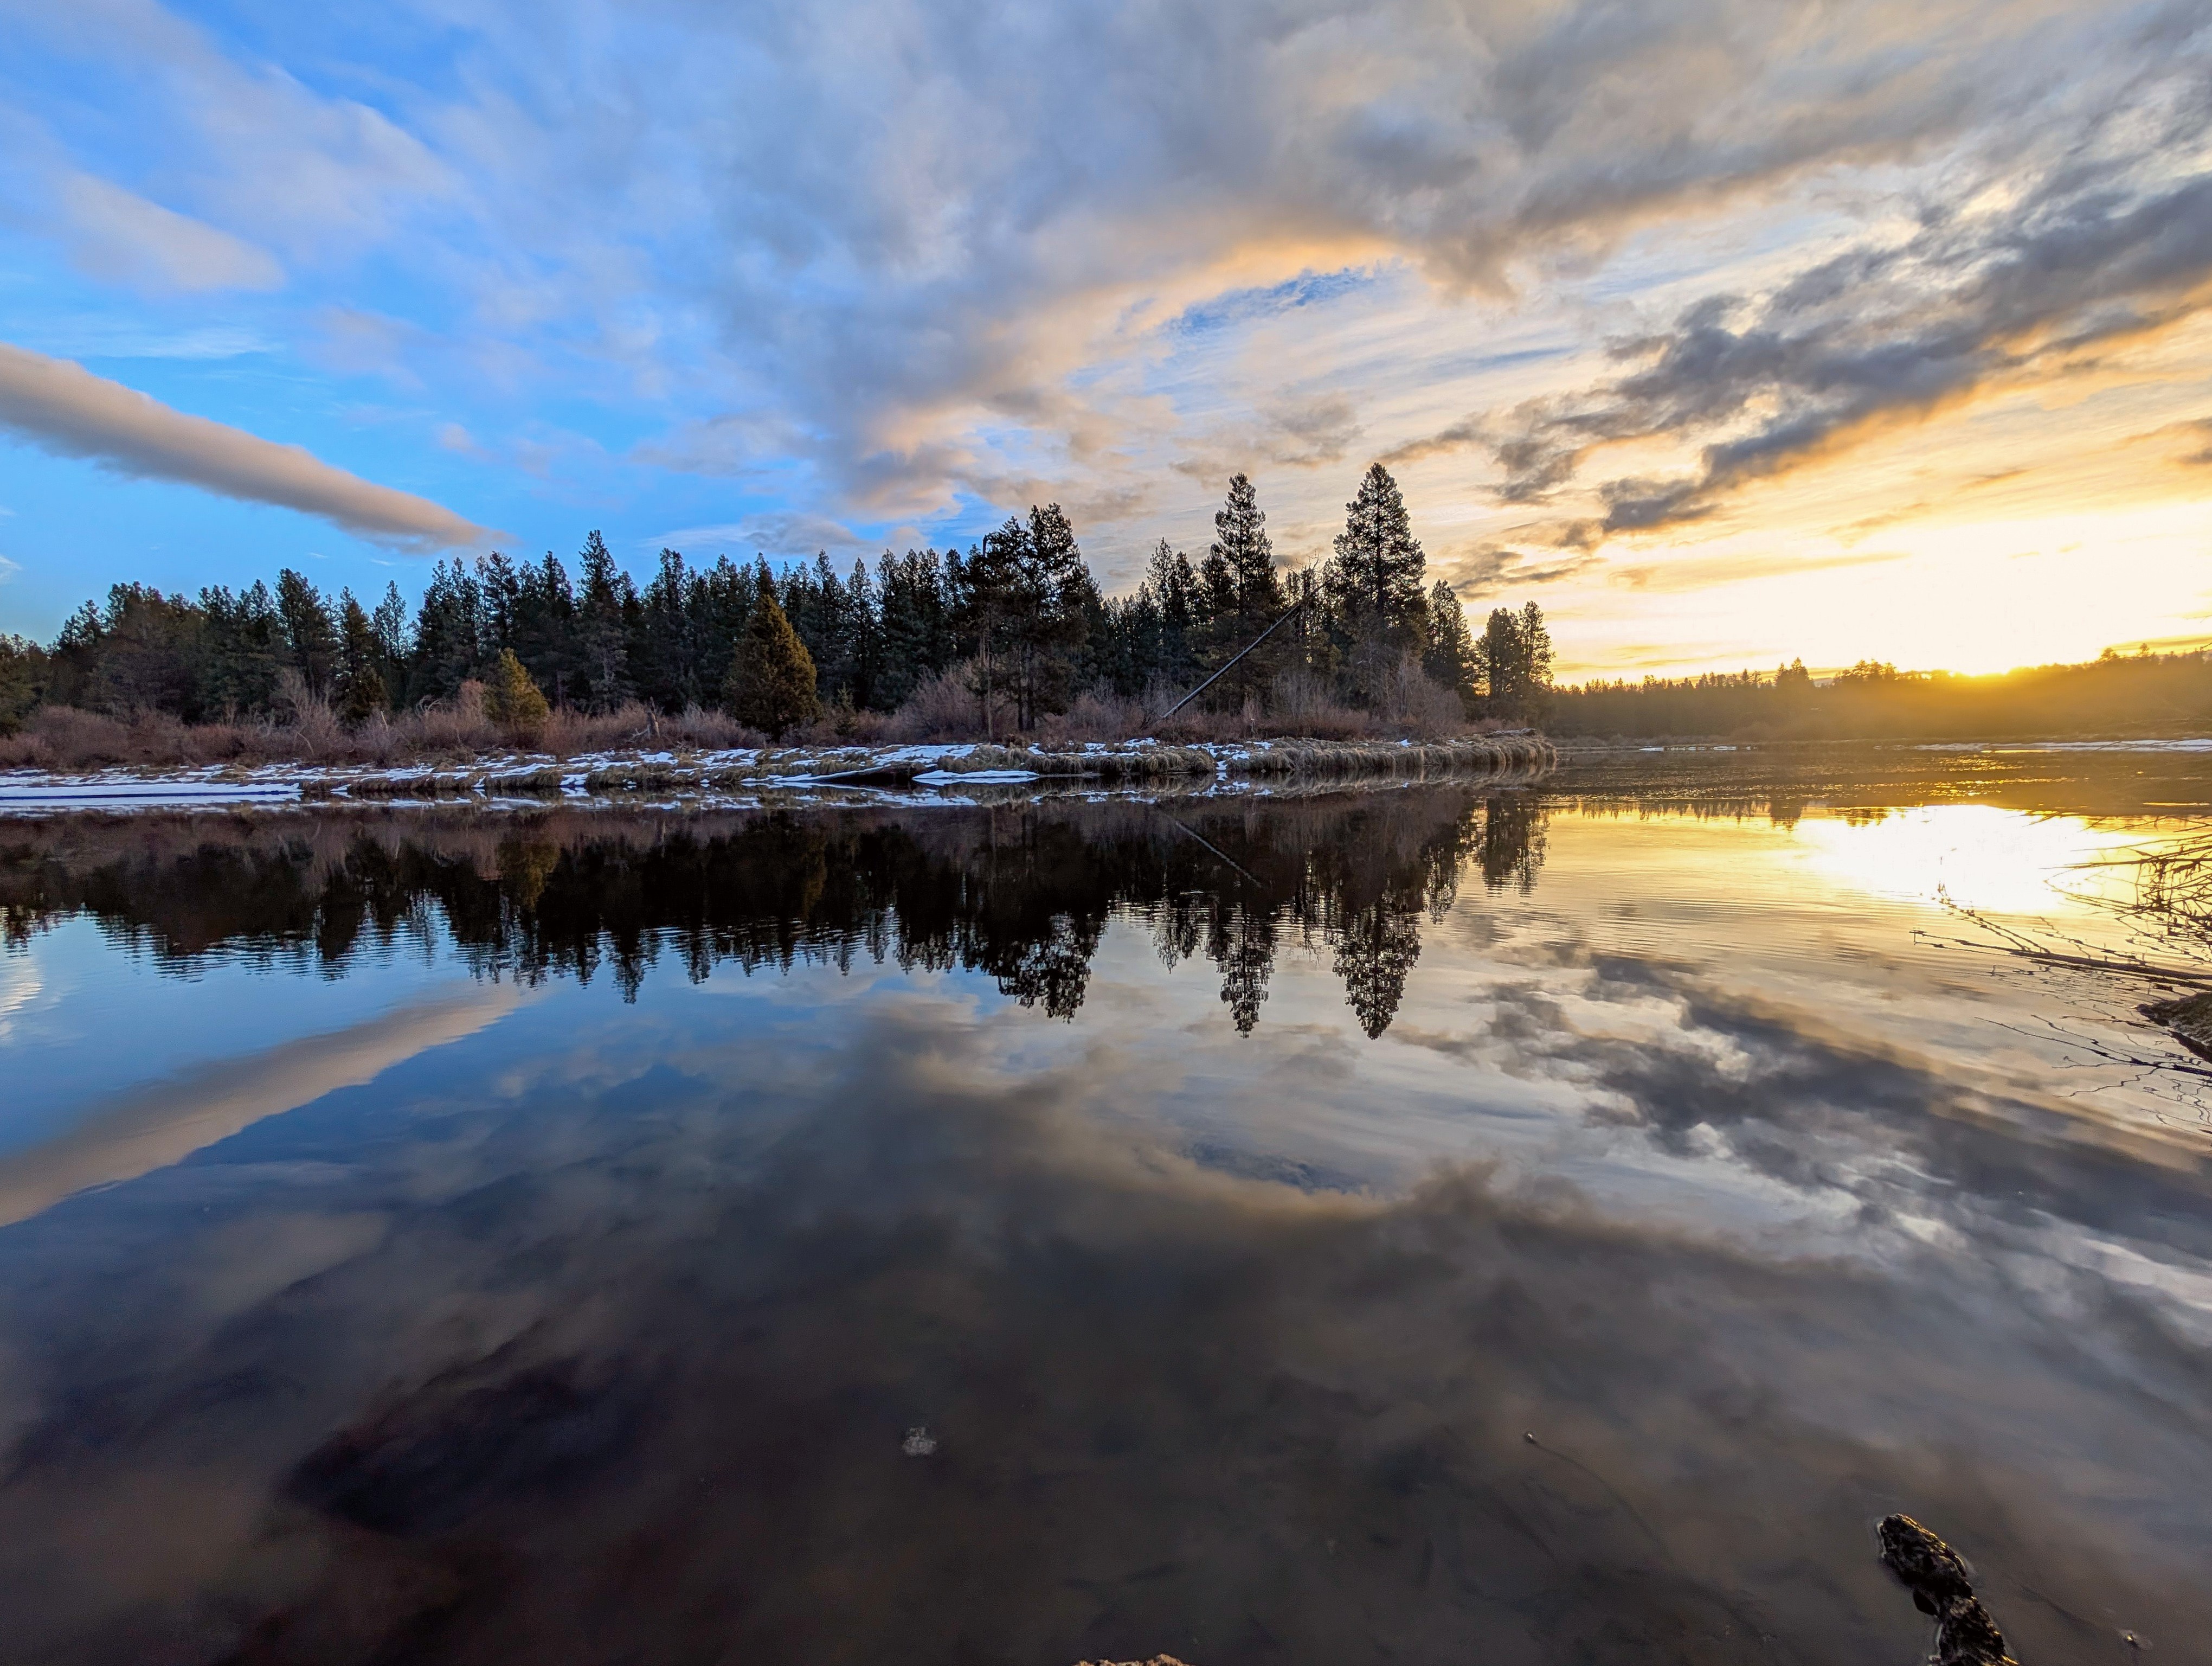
[1878,1514,2015,1665]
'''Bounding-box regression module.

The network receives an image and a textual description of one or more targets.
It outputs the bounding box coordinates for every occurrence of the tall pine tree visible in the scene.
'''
[1204,472,1285,709]
[1322,463,1426,702]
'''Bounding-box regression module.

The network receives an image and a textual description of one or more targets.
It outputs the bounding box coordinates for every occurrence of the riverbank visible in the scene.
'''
[0,733,1554,814]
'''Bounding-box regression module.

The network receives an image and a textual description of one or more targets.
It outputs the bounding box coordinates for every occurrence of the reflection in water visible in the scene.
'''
[1,772,2210,1665]
[1,791,1547,1036]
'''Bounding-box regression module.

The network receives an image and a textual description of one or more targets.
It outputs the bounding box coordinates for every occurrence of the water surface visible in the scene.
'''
[1,745,2207,1664]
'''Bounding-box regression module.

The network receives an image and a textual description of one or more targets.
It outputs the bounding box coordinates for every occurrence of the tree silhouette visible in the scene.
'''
[1322,464,1427,702]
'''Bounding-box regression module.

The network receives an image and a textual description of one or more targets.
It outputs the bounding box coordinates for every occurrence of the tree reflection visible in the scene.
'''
[1,789,1548,1036]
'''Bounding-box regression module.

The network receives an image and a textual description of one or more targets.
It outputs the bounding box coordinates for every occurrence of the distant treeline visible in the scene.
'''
[1552,652,2212,740]
[0,465,1557,737]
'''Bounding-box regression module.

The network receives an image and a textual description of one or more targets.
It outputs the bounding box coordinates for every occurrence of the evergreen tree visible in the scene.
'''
[408,559,486,704]
[90,584,203,716]
[724,572,820,738]
[1475,601,1552,721]
[483,646,551,732]
[0,635,45,733]
[956,523,1025,738]
[274,569,338,697]
[371,582,411,704]
[1204,473,1286,709]
[874,548,953,709]
[635,547,702,710]
[1004,503,1090,729]
[1477,607,1523,718]
[44,600,105,709]
[200,581,284,716]
[508,553,579,705]
[1423,579,1477,712]
[333,590,389,723]
[1322,463,1426,702]
[575,530,635,710]
[1134,539,1201,695]
[693,555,755,704]
[1516,600,1554,722]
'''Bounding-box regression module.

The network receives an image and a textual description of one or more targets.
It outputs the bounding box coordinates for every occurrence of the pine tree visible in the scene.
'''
[483,646,550,733]
[371,582,411,700]
[575,530,634,711]
[1005,503,1090,729]
[333,591,388,724]
[407,559,486,704]
[0,633,44,733]
[1423,579,1477,713]
[1135,540,1201,694]
[1322,464,1426,703]
[274,568,338,697]
[724,572,820,738]
[1205,472,1285,709]
[1478,607,1523,719]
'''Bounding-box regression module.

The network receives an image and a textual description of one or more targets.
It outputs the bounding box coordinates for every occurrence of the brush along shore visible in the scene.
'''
[0,734,1553,812]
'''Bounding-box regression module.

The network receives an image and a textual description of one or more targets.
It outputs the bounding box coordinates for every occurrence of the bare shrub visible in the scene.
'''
[663,704,763,751]
[409,681,499,757]
[0,705,268,768]
[1043,689,1146,744]
[792,703,895,747]
[886,663,1015,741]
[275,670,348,758]
[1266,670,1376,739]
[1377,657,1469,738]
[535,700,673,757]
[352,710,402,766]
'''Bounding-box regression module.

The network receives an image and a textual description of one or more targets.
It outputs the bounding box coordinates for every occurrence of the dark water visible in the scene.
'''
[2,747,2209,1664]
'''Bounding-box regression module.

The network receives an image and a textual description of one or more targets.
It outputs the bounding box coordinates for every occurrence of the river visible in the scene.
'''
[1,741,2206,1663]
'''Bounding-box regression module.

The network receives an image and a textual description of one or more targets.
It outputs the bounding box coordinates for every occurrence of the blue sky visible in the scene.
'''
[2,0,2209,676]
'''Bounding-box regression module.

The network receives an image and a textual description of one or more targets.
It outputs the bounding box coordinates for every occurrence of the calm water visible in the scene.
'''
[2,744,2208,1664]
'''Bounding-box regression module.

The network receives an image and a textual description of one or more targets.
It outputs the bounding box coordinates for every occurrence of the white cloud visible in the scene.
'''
[56,172,282,293]
[0,342,493,552]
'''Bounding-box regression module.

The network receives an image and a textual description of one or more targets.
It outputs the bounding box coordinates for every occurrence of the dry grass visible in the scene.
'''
[1,656,1497,776]
[0,693,769,771]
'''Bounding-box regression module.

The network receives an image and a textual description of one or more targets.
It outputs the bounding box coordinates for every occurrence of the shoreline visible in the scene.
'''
[0,733,1555,816]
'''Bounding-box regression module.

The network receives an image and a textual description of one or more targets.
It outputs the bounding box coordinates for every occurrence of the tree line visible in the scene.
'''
[1550,648,2212,740]
[0,464,1555,737]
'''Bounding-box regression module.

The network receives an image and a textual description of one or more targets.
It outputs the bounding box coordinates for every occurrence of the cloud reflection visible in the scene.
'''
[0,997,2204,1663]
[0,985,522,1227]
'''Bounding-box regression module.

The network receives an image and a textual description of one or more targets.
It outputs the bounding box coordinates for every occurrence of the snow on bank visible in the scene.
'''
[0,735,1554,817]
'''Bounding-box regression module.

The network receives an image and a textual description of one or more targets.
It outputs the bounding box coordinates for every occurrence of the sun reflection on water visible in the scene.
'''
[1788,803,2151,917]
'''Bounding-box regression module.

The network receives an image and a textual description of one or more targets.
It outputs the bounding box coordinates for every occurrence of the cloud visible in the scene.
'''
[1458,90,2212,536]
[654,511,878,562]
[55,172,282,293]
[8,0,2211,577]
[0,342,495,551]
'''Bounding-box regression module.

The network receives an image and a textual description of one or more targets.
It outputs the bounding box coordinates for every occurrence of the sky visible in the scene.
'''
[0,0,2208,680]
